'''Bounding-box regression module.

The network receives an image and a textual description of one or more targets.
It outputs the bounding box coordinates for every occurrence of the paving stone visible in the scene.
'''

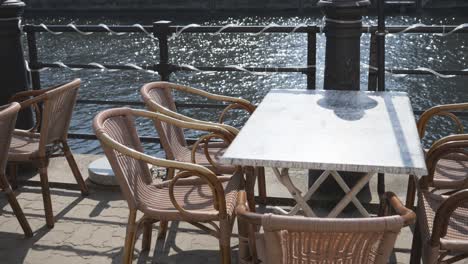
[0,154,414,263]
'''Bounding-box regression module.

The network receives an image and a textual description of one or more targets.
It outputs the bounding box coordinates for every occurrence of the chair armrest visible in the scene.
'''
[96,125,230,218]
[142,81,255,127]
[431,189,468,246]
[427,134,468,157]
[9,91,47,133]
[379,192,416,226]
[425,140,468,184]
[132,109,235,141]
[169,169,229,219]
[418,103,468,138]
[169,82,256,114]
[236,190,263,263]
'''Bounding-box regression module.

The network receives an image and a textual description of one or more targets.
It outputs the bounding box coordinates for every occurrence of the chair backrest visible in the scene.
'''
[38,79,80,150]
[0,103,20,174]
[241,213,404,264]
[141,82,187,160]
[93,108,153,209]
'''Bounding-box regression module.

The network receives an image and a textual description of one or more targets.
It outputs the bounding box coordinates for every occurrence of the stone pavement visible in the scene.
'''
[0,155,415,263]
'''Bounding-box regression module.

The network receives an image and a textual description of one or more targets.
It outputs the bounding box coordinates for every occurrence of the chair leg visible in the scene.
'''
[410,218,422,264]
[406,175,417,209]
[142,221,152,252]
[256,167,267,205]
[38,166,54,228]
[219,220,232,264]
[157,220,168,240]
[8,163,18,190]
[123,210,138,264]
[62,141,89,196]
[245,167,256,212]
[378,173,385,197]
[0,175,33,237]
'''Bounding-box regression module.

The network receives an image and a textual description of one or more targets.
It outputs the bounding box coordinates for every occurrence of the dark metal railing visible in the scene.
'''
[22,21,468,143]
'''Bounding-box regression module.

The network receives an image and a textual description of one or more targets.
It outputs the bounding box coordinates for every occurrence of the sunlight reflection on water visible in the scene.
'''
[25,14,468,155]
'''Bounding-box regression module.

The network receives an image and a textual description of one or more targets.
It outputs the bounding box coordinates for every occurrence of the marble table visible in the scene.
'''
[222,89,427,217]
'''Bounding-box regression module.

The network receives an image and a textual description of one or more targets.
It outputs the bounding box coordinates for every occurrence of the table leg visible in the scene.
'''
[289,170,331,215]
[272,167,316,217]
[328,172,375,218]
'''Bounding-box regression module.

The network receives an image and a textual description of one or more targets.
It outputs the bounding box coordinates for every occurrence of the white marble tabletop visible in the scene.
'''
[222,89,427,176]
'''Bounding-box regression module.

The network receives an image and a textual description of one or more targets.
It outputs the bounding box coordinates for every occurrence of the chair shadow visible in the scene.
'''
[133,221,239,264]
[0,185,126,264]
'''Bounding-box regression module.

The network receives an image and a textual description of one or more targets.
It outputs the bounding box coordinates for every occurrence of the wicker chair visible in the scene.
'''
[0,102,33,237]
[7,79,89,228]
[141,81,266,208]
[406,103,468,208]
[411,189,468,264]
[410,141,468,264]
[237,191,415,264]
[93,107,242,264]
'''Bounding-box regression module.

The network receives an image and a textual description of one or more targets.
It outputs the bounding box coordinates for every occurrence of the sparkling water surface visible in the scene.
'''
[24,14,468,155]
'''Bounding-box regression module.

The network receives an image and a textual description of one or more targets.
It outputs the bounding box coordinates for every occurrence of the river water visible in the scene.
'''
[25,14,468,155]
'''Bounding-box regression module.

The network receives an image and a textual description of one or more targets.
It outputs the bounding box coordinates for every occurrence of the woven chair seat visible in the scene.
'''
[418,190,468,251]
[140,173,239,222]
[432,154,468,189]
[8,130,41,161]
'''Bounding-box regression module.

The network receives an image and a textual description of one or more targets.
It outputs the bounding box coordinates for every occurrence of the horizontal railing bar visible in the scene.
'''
[76,99,227,109]
[173,65,310,73]
[23,24,319,34]
[34,62,468,77]
[77,99,145,106]
[23,24,468,35]
[68,133,199,143]
[367,69,468,76]
[363,25,468,34]
[38,62,153,71]
[35,62,309,73]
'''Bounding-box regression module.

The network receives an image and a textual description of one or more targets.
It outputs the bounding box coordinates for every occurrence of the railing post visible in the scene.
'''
[309,0,372,202]
[0,0,32,129]
[26,31,41,90]
[376,0,386,92]
[318,0,370,90]
[368,33,378,91]
[153,21,172,82]
[376,0,386,197]
[306,29,316,89]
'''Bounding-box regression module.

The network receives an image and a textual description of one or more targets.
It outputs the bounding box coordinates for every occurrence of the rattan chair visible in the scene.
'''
[141,81,266,208]
[406,103,468,208]
[410,172,468,264]
[93,107,242,264]
[0,102,33,237]
[237,191,415,264]
[7,79,89,228]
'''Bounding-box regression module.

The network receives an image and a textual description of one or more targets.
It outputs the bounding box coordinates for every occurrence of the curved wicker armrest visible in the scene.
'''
[379,192,416,226]
[166,82,256,114]
[132,109,235,142]
[145,101,239,136]
[430,189,468,246]
[97,127,227,219]
[425,140,468,183]
[142,81,255,128]
[236,190,262,225]
[169,170,228,220]
[95,125,219,178]
[427,134,468,157]
[418,103,468,138]
[9,91,48,132]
